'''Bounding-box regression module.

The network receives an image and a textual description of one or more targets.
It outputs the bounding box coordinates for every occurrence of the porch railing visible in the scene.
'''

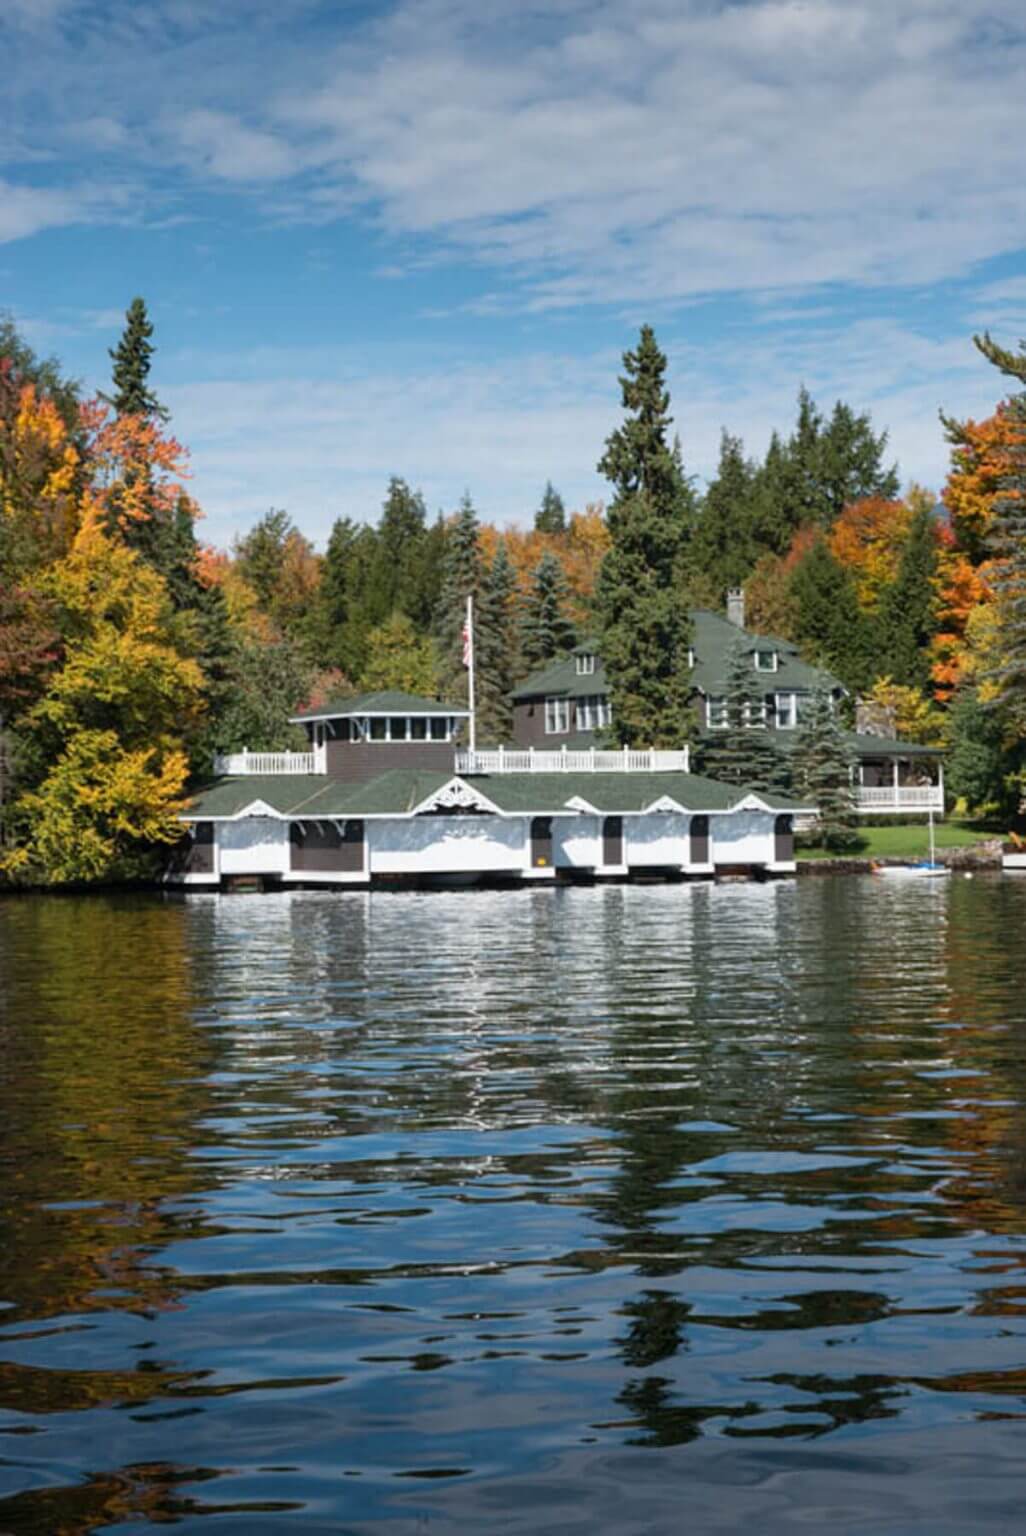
[214,742,327,776]
[855,784,944,813]
[455,746,690,774]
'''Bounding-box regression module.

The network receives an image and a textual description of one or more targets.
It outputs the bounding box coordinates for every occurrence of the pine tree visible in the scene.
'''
[309,517,376,679]
[367,477,431,627]
[595,325,694,748]
[818,399,899,524]
[876,505,938,692]
[435,493,484,705]
[750,430,794,554]
[690,431,759,604]
[791,689,859,850]
[696,640,787,791]
[105,297,167,421]
[476,540,518,741]
[521,551,577,669]
[534,481,567,534]
[789,533,874,693]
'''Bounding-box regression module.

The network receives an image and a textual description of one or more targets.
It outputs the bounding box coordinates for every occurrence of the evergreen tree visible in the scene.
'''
[876,505,938,692]
[309,516,377,679]
[946,684,1026,820]
[521,551,577,669]
[973,333,1026,735]
[367,477,432,627]
[595,325,694,748]
[696,640,787,792]
[818,399,899,524]
[476,540,518,741]
[789,533,874,693]
[690,431,759,604]
[534,481,567,535]
[749,430,794,554]
[791,688,859,850]
[435,493,484,705]
[211,637,313,755]
[105,297,167,421]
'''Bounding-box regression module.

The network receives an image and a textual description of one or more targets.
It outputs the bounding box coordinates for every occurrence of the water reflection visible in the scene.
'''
[1,878,1026,1532]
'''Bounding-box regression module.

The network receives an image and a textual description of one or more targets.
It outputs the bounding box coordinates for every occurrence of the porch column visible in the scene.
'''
[892,757,900,809]
[938,760,945,808]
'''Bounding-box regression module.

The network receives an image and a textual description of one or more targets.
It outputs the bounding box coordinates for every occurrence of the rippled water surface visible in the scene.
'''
[2,878,1026,1533]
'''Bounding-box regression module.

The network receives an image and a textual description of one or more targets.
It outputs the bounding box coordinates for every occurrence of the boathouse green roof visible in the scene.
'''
[184,768,811,821]
[291,690,469,722]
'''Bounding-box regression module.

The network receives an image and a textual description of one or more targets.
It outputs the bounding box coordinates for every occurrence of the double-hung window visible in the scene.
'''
[576,653,597,676]
[707,696,729,729]
[744,699,767,727]
[545,696,570,735]
[775,692,798,729]
[577,694,611,731]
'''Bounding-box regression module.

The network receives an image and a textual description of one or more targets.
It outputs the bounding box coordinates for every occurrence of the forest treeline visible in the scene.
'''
[1,303,1025,883]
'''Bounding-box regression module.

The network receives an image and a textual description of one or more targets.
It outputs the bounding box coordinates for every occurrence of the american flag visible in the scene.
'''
[461,618,472,667]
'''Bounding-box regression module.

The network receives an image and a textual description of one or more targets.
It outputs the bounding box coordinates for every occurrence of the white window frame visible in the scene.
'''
[577,694,612,731]
[775,692,798,729]
[707,696,729,730]
[545,696,570,735]
[744,699,768,728]
[754,650,778,672]
[576,653,597,676]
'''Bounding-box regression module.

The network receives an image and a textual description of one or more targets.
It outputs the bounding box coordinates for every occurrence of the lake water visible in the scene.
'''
[2,877,1026,1534]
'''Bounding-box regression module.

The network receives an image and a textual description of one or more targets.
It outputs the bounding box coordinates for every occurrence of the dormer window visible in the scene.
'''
[754,650,778,672]
[576,653,596,675]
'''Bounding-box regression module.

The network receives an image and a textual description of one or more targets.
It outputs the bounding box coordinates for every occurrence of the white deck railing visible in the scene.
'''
[455,746,690,774]
[856,784,944,813]
[214,742,327,776]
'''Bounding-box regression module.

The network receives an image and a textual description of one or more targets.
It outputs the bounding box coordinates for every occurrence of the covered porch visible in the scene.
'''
[850,735,945,817]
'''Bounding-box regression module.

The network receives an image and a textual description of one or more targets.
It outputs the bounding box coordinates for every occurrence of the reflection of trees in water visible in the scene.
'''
[0,895,221,1331]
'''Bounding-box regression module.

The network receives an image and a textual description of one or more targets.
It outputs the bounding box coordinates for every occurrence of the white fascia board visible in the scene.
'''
[179,799,289,823]
[289,706,471,723]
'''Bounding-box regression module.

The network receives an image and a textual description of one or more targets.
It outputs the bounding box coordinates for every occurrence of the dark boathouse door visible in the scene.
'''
[774,814,794,863]
[531,816,553,867]
[690,814,710,865]
[603,815,623,865]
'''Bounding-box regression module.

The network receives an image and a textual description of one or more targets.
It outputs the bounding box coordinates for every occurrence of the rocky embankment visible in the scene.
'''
[797,838,1004,876]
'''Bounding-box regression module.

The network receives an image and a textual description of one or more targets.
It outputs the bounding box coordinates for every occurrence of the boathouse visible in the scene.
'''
[170,690,812,889]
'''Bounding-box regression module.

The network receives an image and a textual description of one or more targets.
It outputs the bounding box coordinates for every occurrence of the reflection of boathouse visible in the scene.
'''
[170,692,812,890]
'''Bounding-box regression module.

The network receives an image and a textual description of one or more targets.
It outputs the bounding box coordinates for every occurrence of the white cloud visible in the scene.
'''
[170,109,298,183]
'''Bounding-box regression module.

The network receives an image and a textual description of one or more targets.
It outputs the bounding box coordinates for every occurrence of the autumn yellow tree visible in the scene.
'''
[3,513,204,884]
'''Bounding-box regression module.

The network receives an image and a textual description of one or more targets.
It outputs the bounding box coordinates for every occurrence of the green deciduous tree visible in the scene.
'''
[596,325,695,748]
[362,612,438,697]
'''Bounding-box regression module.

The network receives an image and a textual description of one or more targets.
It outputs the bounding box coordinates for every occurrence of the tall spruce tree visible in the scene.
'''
[818,399,899,523]
[876,505,938,692]
[521,551,577,669]
[435,493,485,705]
[691,431,759,604]
[534,481,567,534]
[789,533,874,693]
[309,516,376,679]
[791,689,859,850]
[696,640,787,792]
[367,477,431,628]
[105,297,167,421]
[595,325,694,748]
[476,540,518,741]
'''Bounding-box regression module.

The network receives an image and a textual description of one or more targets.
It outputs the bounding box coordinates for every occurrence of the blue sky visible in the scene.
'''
[3,0,1026,550]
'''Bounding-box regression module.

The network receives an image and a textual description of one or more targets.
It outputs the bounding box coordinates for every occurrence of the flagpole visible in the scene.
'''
[466,593,476,752]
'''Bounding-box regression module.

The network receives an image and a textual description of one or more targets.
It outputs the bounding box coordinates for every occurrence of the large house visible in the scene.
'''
[504,597,944,818]
[170,689,811,890]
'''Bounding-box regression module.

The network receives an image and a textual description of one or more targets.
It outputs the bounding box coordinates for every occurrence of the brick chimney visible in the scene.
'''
[726,588,746,628]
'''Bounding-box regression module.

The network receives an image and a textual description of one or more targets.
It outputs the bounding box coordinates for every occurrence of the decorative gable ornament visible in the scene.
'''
[233,799,284,820]
[645,794,688,814]
[734,793,773,813]
[413,777,502,816]
[563,795,598,814]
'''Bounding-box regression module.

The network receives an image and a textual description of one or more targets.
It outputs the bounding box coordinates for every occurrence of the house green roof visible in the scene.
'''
[689,610,841,695]
[511,614,842,703]
[291,690,469,722]
[183,767,812,821]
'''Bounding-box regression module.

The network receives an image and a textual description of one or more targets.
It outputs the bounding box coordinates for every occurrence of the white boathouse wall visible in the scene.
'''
[625,812,690,866]
[217,817,289,875]
[368,814,528,875]
[711,810,772,865]
[553,816,602,867]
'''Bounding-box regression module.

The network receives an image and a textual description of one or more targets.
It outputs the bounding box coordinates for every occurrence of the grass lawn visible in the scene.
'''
[797,820,997,861]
